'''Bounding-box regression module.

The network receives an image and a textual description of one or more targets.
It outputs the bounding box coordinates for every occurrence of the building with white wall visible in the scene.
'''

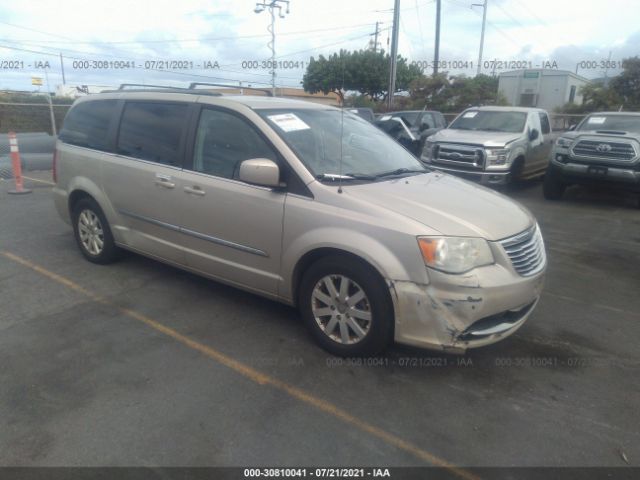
[55,84,115,98]
[498,69,590,112]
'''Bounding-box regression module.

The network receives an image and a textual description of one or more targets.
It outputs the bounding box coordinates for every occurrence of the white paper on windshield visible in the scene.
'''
[587,116,606,124]
[380,115,392,121]
[267,113,310,132]
[463,111,478,118]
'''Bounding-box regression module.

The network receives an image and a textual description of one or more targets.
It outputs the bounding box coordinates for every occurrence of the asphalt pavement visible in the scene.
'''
[0,171,638,472]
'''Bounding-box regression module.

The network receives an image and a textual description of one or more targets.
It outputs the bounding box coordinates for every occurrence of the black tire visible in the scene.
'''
[71,197,120,264]
[509,157,525,183]
[299,255,394,356]
[543,168,566,200]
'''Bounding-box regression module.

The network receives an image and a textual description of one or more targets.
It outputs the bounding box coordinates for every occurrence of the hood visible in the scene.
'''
[346,172,534,240]
[429,128,523,147]
[559,130,640,143]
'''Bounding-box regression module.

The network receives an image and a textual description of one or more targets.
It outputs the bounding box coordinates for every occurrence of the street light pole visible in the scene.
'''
[434,0,441,76]
[473,0,488,75]
[254,0,290,96]
[387,0,400,108]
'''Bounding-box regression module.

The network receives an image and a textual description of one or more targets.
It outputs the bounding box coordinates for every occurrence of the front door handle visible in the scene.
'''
[184,185,206,196]
[155,174,175,189]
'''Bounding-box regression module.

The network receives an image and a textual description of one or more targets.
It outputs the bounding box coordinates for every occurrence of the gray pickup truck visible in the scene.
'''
[421,106,556,185]
[544,111,640,200]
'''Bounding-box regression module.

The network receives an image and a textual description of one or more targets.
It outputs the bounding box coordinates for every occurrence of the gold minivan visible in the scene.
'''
[53,89,546,356]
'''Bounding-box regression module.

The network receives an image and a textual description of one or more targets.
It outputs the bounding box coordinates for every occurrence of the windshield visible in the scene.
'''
[449,110,527,133]
[391,112,420,127]
[577,114,640,133]
[259,109,426,180]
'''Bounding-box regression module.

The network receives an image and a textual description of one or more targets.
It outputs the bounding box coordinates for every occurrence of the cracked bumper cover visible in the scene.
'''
[389,263,545,352]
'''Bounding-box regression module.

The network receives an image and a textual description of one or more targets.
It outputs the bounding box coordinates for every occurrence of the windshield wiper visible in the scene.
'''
[316,173,374,181]
[371,167,427,179]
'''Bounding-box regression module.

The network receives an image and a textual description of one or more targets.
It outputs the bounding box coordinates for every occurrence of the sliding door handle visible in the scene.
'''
[184,185,206,196]
[155,174,175,189]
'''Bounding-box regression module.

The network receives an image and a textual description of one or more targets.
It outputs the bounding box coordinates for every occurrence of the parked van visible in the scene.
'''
[53,89,546,356]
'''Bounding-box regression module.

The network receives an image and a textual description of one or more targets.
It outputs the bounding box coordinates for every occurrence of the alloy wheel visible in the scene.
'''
[311,274,372,345]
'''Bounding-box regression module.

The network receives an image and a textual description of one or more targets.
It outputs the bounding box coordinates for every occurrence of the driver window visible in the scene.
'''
[538,113,551,134]
[420,113,434,130]
[193,109,277,179]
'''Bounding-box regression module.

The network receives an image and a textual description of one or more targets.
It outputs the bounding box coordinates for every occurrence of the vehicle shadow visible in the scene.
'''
[559,184,640,209]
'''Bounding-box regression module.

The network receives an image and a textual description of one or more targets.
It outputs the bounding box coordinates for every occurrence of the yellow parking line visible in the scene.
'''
[22,175,55,186]
[1,250,478,480]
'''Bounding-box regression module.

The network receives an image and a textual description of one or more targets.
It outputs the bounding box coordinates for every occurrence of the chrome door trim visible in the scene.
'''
[119,209,181,232]
[181,227,268,257]
[118,209,268,257]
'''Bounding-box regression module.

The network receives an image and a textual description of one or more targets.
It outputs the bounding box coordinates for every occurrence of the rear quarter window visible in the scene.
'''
[59,100,117,151]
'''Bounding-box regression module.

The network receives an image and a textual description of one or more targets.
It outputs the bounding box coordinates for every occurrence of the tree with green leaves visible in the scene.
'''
[302,49,421,103]
[611,56,640,110]
[407,73,507,112]
[555,82,623,113]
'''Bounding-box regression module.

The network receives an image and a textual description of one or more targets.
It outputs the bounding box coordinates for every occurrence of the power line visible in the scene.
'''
[0,28,389,86]
[512,0,549,27]
[0,43,302,87]
[415,0,426,50]
[0,20,378,45]
[446,0,519,47]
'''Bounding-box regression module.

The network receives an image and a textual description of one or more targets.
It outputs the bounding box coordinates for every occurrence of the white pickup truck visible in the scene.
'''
[421,106,556,185]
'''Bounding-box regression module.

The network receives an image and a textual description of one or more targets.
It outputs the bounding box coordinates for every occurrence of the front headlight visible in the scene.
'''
[556,137,572,148]
[486,148,510,165]
[417,236,494,274]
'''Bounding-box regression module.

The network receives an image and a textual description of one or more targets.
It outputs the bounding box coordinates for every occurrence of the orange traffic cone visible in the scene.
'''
[7,132,32,195]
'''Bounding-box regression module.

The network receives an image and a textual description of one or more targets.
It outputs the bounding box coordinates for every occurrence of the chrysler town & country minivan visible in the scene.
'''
[53,89,546,356]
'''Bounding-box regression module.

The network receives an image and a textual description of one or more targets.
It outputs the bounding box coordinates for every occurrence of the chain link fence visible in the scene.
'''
[0,137,12,180]
[0,92,68,179]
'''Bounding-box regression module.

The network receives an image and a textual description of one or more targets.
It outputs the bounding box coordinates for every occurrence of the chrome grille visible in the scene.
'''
[499,225,546,277]
[433,143,485,169]
[572,140,636,162]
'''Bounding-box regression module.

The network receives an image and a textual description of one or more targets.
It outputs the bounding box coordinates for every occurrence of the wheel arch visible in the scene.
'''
[66,177,114,222]
[290,247,394,309]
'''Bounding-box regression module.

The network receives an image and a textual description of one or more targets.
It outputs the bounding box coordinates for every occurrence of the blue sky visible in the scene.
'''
[0,0,638,92]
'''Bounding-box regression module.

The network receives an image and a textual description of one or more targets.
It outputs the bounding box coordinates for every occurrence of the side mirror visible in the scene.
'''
[568,124,577,131]
[529,128,539,141]
[239,158,281,188]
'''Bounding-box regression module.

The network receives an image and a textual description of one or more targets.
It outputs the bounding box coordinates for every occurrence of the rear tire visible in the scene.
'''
[299,255,394,356]
[72,197,120,264]
[543,168,566,200]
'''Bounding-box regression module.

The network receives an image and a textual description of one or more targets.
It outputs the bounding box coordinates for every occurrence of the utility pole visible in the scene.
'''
[474,0,488,75]
[372,21,380,52]
[387,0,400,108]
[434,0,441,76]
[254,0,290,96]
[59,53,66,85]
[43,69,57,136]
[603,50,612,87]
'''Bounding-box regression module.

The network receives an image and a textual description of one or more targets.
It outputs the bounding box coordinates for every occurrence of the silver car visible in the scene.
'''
[53,89,546,356]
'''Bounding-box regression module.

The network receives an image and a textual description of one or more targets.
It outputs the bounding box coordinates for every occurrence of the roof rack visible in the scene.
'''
[188,82,273,97]
[100,84,222,96]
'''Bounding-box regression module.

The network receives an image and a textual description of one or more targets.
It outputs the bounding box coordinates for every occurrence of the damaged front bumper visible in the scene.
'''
[389,260,545,353]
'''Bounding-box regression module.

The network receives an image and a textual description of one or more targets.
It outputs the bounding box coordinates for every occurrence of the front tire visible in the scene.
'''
[299,255,394,356]
[72,197,120,264]
[543,168,566,200]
